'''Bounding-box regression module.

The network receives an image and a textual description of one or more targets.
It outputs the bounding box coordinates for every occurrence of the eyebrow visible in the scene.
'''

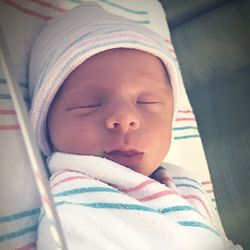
[137,69,171,85]
[137,76,172,94]
[61,70,171,98]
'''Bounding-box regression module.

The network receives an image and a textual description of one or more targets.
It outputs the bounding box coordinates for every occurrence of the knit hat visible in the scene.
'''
[29,2,181,156]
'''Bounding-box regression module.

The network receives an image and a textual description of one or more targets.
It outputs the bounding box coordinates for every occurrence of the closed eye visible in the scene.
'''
[67,104,102,111]
[137,101,159,104]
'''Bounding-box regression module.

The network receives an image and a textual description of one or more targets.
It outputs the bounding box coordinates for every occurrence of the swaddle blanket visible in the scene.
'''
[38,152,225,250]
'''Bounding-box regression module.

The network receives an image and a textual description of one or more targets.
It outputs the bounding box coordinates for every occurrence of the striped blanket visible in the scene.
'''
[37,152,226,249]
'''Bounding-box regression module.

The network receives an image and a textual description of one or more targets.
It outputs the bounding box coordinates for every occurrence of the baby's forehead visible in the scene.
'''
[69,48,167,73]
[61,48,171,92]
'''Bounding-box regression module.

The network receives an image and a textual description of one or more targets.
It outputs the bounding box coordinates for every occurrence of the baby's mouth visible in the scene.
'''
[104,149,144,167]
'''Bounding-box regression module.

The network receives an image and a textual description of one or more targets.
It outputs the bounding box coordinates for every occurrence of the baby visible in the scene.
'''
[47,48,173,177]
[29,3,241,250]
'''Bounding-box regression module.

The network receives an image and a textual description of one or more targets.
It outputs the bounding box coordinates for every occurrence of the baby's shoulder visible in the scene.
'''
[161,162,202,184]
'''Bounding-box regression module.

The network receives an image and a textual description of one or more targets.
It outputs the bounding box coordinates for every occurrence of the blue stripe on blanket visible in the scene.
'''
[0,224,38,242]
[54,202,200,216]
[53,187,120,197]
[178,221,219,236]
[0,93,11,99]
[172,176,202,186]
[174,135,200,140]
[67,1,150,23]
[0,93,30,103]
[175,183,204,193]
[40,201,216,236]
[0,208,40,223]
[70,0,148,15]
[55,201,155,212]
[40,203,200,218]
[0,78,27,88]
[131,20,150,24]
[160,205,195,214]
[172,126,197,131]
[0,78,7,84]
[98,0,148,15]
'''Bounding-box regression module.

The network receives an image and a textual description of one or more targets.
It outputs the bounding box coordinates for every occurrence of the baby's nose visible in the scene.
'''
[105,106,140,132]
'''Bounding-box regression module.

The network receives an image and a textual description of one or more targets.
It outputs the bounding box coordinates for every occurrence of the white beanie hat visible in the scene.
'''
[29,2,180,156]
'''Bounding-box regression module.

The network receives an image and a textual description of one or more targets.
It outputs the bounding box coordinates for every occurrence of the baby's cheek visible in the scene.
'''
[69,122,103,155]
[151,115,172,136]
[151,120,172,152]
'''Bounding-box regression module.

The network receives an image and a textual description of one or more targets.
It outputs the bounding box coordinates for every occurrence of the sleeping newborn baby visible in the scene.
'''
[29,2,240,250]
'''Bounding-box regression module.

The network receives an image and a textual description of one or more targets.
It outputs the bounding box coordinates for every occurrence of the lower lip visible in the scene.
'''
[105,152,144,167]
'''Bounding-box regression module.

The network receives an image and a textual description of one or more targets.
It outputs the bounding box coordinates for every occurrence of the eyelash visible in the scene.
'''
[69,101,159,111]
[83,104,102,108]
[137,101,159,104]
[67,104,101,111]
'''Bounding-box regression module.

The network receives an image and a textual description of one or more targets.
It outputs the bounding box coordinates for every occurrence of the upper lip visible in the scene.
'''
[104,148,143,156]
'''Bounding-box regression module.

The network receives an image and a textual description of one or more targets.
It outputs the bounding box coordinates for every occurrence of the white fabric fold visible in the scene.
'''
[37,152,226,249]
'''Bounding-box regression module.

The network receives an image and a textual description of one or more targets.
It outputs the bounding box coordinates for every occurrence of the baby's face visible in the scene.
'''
[48,49,173,176]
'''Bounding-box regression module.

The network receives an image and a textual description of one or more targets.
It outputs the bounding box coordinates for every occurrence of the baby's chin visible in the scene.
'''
[52,148,159,176]
[106,155,158,176]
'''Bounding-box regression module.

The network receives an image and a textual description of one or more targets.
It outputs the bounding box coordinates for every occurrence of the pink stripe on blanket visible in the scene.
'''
[202,181,212,185]
[50,170,67,182]
[182,194,211,220]
[16,241,36,250]
[206,189,214,194]
[0,109,16,115]
[2,0,52,21]
[163,40,176,59]
[164,38,173,45]
[29,0,65,12]
[0,124,20,130]
[122,179,156,193]
[51,175,91,189]
[139,190,177,202]
[178,110,193,114]
[175,118,195,121]
[176,110,195,121]
[201,181,213,194]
